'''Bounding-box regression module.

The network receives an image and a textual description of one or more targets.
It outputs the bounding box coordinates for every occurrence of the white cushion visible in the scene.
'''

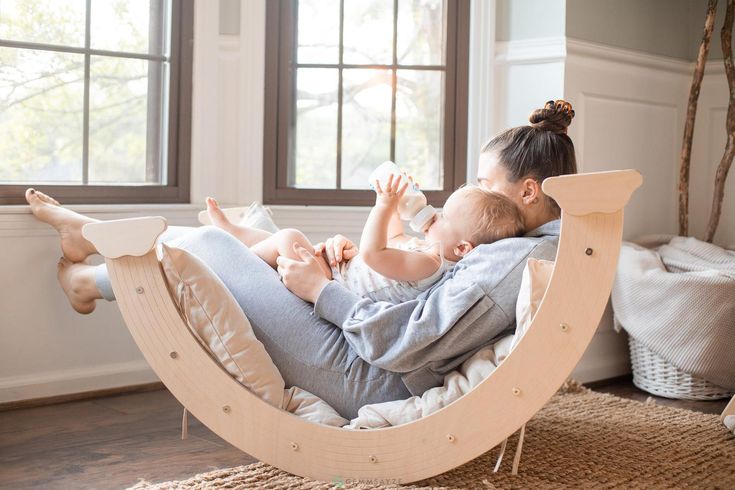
[197,202,279,233]
[512,258,554,348]
[239,202,279,233]
[160,243,348,426]
[161,244,286,407]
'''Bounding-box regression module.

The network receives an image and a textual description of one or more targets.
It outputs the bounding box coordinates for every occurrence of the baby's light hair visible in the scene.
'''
[456,186,525,245]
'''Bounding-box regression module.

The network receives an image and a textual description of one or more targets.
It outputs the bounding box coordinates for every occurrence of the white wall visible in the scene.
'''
[688,64,735,247]
[0,205,198,403]
[4,1,732,404]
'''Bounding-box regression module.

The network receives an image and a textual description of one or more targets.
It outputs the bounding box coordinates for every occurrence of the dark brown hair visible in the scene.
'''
[480,100,578,214]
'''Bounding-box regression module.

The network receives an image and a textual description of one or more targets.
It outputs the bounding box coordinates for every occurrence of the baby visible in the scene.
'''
[206,175,524,303]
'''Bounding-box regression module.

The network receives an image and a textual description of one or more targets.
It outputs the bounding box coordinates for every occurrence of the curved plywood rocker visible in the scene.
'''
[83,170,643,483]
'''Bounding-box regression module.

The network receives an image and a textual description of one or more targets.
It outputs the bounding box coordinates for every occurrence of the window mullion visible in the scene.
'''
[336,0,345,190]
[389,0,398,163]
[0,39,168,62]
[146,0,165,184]
[82,0,91,185]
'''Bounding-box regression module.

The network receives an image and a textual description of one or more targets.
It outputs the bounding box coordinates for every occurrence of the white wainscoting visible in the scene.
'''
[493,37,566,132]
[0,205,200,404]
[564,39,689,382]
[689,65,735,248]
[565,38,734,248]
[495,37,735,383]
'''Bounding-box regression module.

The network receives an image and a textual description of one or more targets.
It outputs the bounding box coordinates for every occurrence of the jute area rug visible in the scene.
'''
[129,382,735,489]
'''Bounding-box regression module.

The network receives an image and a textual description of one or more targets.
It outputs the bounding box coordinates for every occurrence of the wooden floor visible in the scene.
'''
[0,377,729,489]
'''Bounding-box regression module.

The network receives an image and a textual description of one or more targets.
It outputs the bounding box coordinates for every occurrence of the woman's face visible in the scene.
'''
[477,150,559,231]
[476,151,525,208]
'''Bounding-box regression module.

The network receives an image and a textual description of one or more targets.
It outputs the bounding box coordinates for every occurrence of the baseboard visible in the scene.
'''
[571,329,631,384]
[0,382,165,411]
[0,360,160,405]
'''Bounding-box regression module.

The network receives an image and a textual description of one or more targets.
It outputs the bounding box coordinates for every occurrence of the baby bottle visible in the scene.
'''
[368,161,436,232]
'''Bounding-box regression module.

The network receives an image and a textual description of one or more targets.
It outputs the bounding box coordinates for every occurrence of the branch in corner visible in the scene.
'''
[679,0,717,237]
[706,0,735,243]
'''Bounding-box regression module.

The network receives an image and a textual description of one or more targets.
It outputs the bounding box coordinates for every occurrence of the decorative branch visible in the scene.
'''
[706,0,735,242]
[680,0,717,236]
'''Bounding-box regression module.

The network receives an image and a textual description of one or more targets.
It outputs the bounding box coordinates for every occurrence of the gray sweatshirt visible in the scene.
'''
[314,219,560,396]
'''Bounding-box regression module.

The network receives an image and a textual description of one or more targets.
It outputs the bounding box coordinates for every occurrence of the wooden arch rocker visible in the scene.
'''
[83,170,642,484]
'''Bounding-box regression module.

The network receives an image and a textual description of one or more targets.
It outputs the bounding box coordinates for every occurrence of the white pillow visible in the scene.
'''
[512,258,554,347]
[197,202,279,233]
[160,244,287,407]
[160,244,348,426]
[239,202,279,233]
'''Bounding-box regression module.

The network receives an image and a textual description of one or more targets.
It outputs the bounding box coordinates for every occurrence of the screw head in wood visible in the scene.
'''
[135,286,145,294]
[446,434,456,443]
[290,442,299,451]
[512,387,522,396]
[560,323,570,332]
[222,405,231,414]
[585,247,594,256]
[369,455,378,463]
[169,351,178,359]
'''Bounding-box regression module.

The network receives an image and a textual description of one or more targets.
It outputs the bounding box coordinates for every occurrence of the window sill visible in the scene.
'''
[0,202,375,216]
[0,203,203,237]
[0,202,202,216]
[0,202,411,240]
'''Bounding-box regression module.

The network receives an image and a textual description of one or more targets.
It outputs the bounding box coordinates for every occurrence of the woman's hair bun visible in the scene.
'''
[529,99,575,134]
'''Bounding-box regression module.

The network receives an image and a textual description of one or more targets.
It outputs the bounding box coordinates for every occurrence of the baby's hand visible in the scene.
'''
[374,173,409,210]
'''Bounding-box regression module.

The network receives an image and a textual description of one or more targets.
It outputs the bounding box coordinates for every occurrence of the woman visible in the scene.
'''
[26,100,577,419]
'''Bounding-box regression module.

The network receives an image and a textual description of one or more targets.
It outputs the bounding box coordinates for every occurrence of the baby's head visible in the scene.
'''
[425,185,525,261]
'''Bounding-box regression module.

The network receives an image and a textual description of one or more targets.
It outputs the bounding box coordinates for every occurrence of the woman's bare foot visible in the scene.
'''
[25,188,99,263]
[206,197,235,231]
[57,258,101,314]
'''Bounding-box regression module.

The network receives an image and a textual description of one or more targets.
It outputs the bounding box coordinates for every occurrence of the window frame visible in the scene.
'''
[0,0,193,205]
[263,0,470,207]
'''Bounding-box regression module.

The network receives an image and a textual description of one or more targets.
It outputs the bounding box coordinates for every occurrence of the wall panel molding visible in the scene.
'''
[0,360,157,404]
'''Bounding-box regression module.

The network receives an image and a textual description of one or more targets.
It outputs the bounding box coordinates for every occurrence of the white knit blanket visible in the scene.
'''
[611,235,735,390]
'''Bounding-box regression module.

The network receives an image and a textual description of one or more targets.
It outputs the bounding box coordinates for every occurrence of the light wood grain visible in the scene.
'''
[723,394,735,422]
[542,169,642,216]
[100,170,640,483]
[82,217,167,258]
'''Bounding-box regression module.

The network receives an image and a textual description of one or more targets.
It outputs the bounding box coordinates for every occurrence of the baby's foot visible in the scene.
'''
[206,197,235,231]
[57,258,97,314]
[25,188,98,263]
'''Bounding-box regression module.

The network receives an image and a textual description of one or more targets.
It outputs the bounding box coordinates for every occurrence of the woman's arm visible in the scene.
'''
[360,175,441,282]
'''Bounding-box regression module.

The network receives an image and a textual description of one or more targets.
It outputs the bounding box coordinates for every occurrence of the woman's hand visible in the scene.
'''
[374,174,409,211]
[276,243,331,304]
[313,234,359,267]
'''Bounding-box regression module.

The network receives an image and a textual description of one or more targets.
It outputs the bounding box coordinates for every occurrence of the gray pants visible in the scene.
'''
[95,226,411,419]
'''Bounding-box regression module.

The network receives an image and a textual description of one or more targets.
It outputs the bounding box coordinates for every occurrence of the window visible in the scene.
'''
[264,0,469,206]
[0,0,193,205]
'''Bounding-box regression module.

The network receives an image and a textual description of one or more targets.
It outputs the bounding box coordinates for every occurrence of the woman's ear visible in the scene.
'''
[520,178,542,206]
[453,241,475,258]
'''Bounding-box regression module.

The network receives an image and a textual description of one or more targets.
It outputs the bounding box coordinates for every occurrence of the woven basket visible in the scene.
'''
[628,336,733,400]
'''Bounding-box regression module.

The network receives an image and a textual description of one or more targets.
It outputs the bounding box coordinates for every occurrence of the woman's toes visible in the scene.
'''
[25,188,60,208]
[36,190,61,206]
[25,188,97,263]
